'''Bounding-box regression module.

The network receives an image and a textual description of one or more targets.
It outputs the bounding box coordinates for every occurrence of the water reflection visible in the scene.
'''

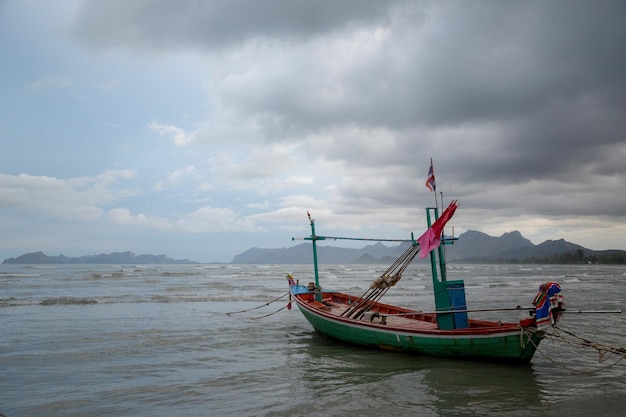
[285,330,548,417]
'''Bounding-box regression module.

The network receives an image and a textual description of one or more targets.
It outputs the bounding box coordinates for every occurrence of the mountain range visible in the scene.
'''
[231,229,623,264]
[4,230,623,264]
[1,251,196,264]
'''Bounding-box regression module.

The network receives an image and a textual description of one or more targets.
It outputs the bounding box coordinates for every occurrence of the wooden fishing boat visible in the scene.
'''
[288,202,564,363]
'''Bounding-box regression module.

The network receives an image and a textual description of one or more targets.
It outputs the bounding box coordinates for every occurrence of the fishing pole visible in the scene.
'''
[342,287,383,317]
[385,307,622,316]
[562,309,622,314]
[354,287,392,320]
[292,236,414,243]
[384,306,532,316]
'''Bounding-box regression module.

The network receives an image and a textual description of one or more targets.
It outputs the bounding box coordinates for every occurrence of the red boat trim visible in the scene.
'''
[293,292,528,339]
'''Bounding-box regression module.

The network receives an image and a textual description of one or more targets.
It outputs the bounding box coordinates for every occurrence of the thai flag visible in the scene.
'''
[425,159,436,192]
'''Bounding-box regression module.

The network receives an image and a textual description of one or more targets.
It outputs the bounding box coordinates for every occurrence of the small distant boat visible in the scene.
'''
[288,200,565,363]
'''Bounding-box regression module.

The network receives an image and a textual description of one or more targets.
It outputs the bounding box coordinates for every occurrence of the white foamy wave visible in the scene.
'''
[0,273,43,277]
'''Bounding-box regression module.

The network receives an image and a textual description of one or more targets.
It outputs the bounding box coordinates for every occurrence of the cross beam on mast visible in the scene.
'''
[294,212,419,304]
[293,235,414,243]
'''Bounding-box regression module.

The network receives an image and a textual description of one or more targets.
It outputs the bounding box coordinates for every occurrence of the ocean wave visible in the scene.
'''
[0,273,43,277]
[1,293,292,307]
[0,297,20,307]
[40,297,98,306]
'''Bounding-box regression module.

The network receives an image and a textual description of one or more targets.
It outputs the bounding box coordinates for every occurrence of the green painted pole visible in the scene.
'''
[306,212,323,301]
[437,234,447,283]
[427,206,454,330]
[426,208,439,284]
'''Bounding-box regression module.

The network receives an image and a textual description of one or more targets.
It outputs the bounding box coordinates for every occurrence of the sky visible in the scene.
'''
[1,0,625,263]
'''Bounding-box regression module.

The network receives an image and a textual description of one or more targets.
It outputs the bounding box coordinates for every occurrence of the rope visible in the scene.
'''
[226,292,289,315]
[523,327,626,374]
[552,326,626,366]
[341,243,420,319]
[248,304,289,320]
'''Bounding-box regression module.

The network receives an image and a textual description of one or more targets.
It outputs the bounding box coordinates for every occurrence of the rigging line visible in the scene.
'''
[350,289,385,319]
[374,244,419,285]
[226,292,289,315]
[395,244,421,273]
[354,288,392,320]
[388,243,420,270]
[342,287,383,318]
[349,287,387,318]
[341,244,421,317]
[394,245,421,275]
[341,287,376,316]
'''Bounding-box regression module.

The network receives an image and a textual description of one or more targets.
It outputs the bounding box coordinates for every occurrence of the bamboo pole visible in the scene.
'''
[384,307,622,316]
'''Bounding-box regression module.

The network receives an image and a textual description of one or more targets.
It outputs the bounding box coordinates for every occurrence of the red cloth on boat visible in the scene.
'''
[418,200,459,259]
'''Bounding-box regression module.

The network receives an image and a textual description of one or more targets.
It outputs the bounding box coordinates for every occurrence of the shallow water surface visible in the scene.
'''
[1,263,625,416]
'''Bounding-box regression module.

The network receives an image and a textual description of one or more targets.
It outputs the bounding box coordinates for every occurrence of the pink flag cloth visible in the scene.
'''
[418,200,459,258]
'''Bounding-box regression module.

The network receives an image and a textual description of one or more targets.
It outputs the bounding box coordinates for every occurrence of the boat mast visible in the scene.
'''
[305,211,324,301]
[425,206,440,283]
[425,202,467,330]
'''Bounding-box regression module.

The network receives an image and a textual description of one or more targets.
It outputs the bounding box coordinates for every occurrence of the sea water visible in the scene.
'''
[1,263,625,417]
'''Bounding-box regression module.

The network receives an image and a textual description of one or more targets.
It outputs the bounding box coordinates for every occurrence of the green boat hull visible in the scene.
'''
[296,301,542,363]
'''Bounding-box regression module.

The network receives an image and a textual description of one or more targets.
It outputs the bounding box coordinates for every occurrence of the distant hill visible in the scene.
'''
[6,230,624,265]
[444,230,591,262]
[2,251,197,264]
[231,230,625,264]
[230,241,410,264]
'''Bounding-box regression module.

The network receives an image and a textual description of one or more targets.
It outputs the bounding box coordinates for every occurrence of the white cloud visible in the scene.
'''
[96,78,123,89]
[198,182,215,192]
[3,1,626,262]
[27,74,73,90]
[147,121,194,146]
[285,176,314,185]
[227,147,294,180]
[0,171,138,221]
[175,206,261,233]
[248,201,270,209]
[154,165,199,192]
[107,208,172,229]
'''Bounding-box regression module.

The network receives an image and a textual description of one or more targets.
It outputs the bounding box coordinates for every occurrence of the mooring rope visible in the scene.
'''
[552,326,626,364]
[226,292,289,315]
[523,327,626,374]
[248,304,289,320]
